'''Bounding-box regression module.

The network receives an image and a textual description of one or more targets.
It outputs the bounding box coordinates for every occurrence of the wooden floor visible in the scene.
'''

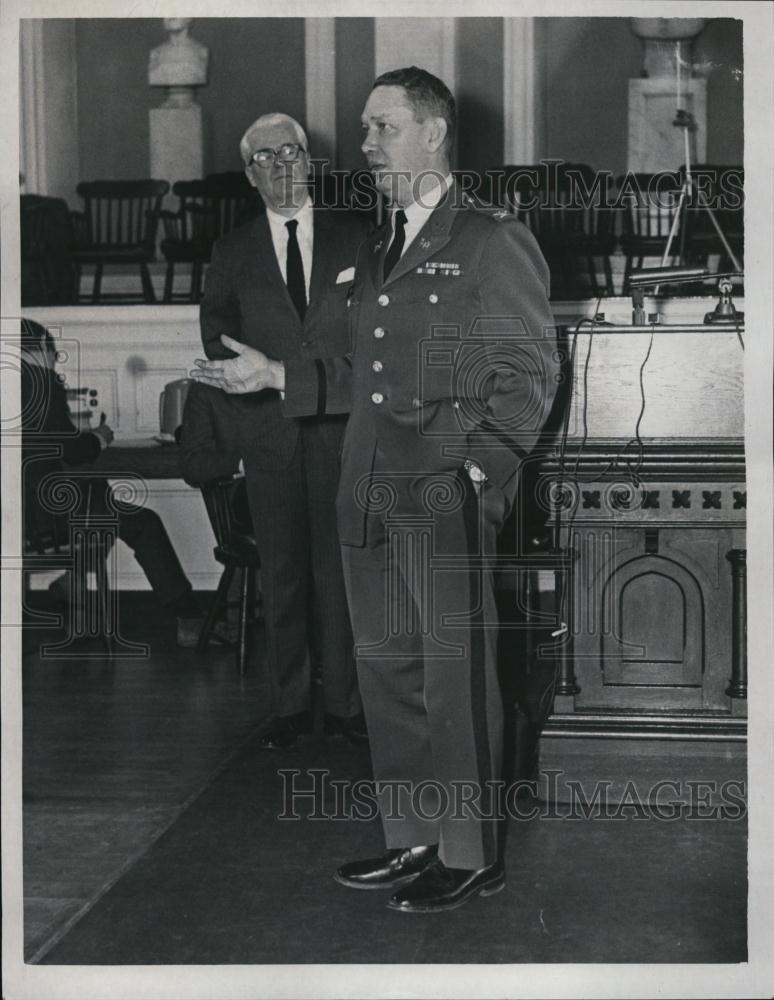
[21,593,272,962]
[18,591,747,970]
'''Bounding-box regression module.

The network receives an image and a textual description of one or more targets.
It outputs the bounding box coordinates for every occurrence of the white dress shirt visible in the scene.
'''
[265,196,314,303]
[389,173,454,258]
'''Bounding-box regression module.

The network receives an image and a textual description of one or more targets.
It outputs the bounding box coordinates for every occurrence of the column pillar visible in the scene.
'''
[725,548,747,714]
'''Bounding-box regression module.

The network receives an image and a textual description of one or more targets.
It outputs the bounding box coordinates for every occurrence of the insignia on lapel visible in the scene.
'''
[373,240,383,252]
[419,238,431,250]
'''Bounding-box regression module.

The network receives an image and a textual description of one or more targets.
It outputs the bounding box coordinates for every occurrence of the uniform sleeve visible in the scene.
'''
[462,220,559,491]
[281,221,365,418]
[282,355,354,418]
[200,240,242,360]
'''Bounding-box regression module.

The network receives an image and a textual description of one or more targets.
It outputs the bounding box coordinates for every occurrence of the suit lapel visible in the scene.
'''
[248,215,294,309]
[308,209,335,308]
[382,185,460,288]
[365,222,391,291]
[384,185,459,287]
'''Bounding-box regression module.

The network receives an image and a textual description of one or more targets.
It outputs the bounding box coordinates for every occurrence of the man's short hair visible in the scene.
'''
[239,113,309,165]
[21,318,54,354]
[371,66,456,153]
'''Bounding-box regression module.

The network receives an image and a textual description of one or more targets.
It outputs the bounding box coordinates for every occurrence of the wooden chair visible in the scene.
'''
[311,169,384,226]
[160,172,262,303]
[70,179,169,304]
[679,164,744,274]
[23,478,146,660]
[197,475,260,675]
[507,162,618,299]
[616,171,685,293]
[21,195,75,306]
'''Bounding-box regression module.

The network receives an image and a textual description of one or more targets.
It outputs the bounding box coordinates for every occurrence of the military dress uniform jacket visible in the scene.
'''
[283,184,559,545]
[201,207,369,470]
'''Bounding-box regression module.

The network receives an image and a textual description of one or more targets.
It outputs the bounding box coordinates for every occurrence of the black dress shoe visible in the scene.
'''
[259,711,313,749]
[335,845,438,890]
[323,711,369,745]
[387,858,505,912]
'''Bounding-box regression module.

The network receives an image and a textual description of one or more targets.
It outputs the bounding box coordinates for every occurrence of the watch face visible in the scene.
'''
[465,460,486,483]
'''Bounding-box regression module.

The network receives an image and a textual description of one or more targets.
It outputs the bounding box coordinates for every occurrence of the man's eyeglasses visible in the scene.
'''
[247,143,306,168]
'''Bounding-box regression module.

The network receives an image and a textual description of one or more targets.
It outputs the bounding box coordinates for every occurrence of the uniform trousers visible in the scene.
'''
[244,423,360,719]
[341,469,507,871]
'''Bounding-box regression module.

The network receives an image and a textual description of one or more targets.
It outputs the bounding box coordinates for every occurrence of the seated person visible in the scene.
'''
[177,380,254,636]
[21,318,203,647]
[177,380,245,503]
[178,380,253,536]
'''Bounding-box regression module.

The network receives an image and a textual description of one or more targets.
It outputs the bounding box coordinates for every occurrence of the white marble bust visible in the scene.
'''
[148,18,209,88]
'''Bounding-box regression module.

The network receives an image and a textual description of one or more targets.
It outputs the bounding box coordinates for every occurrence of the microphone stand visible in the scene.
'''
[660,106,742,283]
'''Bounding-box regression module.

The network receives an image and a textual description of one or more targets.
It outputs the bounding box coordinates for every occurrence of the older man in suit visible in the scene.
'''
[193,71,558,910]
[200,113,369,748]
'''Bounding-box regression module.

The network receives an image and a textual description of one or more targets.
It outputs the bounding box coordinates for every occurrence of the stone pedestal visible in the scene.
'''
[149,104,203,188]
[628,78,706,172]
[627,17,708,173]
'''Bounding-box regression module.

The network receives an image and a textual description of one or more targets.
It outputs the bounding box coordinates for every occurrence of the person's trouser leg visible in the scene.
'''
[244,445,312,717]
[302,424,361,719]
[116,505,191,608]
[341,471,505,870]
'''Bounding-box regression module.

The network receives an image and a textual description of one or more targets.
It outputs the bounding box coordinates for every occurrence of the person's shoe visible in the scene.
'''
[335,845,438,890]
[176,617,204,648]
[323,711,369,745]
[176,617,240,649]
[387,858,505,913]
[210,620,241,647]
[258,711,313,749]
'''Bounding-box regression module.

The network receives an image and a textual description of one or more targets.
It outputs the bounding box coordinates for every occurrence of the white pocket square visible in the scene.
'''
[336,266,355,284]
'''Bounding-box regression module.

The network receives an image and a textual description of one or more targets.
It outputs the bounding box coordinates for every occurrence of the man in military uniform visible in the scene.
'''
[192,67,558,912]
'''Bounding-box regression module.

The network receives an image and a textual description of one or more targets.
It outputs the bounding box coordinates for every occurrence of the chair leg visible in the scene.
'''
[163,261,175,304]
[72,264,82,304]
[93,554,114,658]
[197,564,235,652]
[585,254,599,298]
[602,255,614,296]
[190,260,203,303]
[622,255,632,296]
[237,566,252,676]
[92,263,103,304]
[140,263,156,304]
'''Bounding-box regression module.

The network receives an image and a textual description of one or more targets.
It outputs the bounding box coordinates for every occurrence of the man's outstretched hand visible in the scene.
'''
[190,335,285,394]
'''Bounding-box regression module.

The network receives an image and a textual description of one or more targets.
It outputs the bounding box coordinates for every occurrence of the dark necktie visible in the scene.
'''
[383,209,407,278]
[285,219,306,320]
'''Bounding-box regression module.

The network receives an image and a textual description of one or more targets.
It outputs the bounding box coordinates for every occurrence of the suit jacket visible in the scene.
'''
[21,362,105,544]
[283,184,559,546]
[200,207,370,471]
[178,381,242,488]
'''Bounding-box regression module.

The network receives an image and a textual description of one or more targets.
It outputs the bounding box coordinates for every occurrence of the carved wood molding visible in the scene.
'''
[543,710,747,741]
[541,438,746,481]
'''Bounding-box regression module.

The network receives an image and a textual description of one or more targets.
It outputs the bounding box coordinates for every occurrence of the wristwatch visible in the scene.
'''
[463,459,487,484]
